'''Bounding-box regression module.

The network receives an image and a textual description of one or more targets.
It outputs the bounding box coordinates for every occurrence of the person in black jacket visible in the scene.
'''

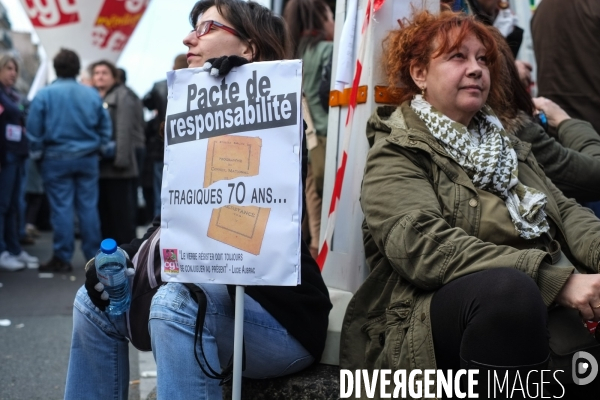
[449,0,532,88]
[143,53,187,218]
[64,2,332,399]
[91,59,144,245]
[0,53,39,271]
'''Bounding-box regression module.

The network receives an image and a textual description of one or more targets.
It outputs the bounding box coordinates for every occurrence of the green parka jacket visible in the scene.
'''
[339,103,600,398]
[506,112,600,202]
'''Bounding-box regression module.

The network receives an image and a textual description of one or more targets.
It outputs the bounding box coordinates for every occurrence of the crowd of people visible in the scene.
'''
[1,0,599,398]
[0,47,187,273]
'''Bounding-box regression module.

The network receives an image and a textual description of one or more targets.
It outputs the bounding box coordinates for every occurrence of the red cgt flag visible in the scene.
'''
[92,0,149,51]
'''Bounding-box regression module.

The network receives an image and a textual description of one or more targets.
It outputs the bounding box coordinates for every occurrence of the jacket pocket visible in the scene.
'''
[361,303,411,370]
[387,214,453,289]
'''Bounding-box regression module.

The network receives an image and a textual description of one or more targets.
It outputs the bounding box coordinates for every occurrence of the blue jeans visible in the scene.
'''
[18,158,28,238]
[153,161,163,217]
[41,155,101,261]
[65,283,313,400]
[0,151,24,254]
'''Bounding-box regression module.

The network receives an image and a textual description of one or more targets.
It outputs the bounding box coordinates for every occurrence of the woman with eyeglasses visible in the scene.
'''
[64,1,331,399]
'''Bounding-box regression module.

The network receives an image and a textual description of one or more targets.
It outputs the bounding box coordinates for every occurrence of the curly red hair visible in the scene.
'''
[383,10,507,112]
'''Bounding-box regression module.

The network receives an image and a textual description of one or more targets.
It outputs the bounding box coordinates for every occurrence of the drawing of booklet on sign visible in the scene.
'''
[207,205,270,255]
[204,135,262,187]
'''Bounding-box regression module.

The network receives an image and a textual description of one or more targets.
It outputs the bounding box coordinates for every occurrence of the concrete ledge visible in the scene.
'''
[320,288,353,365]
[222,364,340,400]
[146,364,340,399]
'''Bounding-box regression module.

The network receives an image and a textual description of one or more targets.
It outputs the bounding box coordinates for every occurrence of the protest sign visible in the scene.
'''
[160,60,303,286]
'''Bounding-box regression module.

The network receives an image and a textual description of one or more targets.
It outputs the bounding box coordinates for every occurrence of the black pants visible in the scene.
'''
[430,268,600,398]
[25,193,44,226]
[130,147,146,226]
[431,269,550,398]
[99,178,137,246]
[431,268,549,369]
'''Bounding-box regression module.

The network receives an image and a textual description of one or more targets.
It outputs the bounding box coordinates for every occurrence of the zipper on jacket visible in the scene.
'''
[543,214,569,257]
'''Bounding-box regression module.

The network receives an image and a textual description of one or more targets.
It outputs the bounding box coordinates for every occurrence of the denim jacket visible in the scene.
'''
[26,78,112,160]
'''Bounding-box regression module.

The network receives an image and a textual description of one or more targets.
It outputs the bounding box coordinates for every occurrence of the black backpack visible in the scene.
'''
[127,227,162,351]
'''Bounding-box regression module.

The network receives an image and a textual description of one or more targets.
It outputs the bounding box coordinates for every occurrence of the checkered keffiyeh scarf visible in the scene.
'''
[410,95,549,239]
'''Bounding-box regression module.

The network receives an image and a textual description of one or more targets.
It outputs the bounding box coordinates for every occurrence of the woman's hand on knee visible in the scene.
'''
[555,274,600,320]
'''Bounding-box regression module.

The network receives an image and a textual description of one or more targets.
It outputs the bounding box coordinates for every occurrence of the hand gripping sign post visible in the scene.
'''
[160,60,303,399]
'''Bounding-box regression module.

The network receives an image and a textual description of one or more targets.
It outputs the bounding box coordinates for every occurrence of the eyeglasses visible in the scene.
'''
[191,20,240,38]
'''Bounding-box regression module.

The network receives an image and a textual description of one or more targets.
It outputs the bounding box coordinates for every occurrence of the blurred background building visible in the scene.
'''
[0,0,40,95]
[0,2,13,49]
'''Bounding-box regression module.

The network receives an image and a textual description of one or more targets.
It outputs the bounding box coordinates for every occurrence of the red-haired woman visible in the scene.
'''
[341,10,600,397]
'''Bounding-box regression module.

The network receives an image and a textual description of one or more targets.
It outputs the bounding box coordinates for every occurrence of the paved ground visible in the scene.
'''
[0,230,155,400]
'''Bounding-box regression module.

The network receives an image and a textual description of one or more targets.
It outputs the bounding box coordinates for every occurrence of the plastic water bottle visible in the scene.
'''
[95,238,131,315]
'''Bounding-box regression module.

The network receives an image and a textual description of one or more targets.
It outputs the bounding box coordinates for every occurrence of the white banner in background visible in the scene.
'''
[19,0,150,67]
[334,0,357,91]
[160,60,303,286]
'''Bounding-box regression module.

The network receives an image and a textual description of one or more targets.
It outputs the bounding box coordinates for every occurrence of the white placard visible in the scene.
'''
[160,60,303,286]
[5,124,22,142]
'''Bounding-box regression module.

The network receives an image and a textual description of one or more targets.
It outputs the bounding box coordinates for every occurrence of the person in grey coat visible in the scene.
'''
[91,60,144,245]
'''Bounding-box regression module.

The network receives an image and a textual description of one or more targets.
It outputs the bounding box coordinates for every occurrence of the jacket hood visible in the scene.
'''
[365,105,395,148]
[366,103,435,148]
[501,110,533,136]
